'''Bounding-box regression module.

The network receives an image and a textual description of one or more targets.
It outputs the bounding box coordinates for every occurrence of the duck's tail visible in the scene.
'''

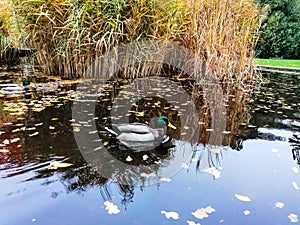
[105,127,119,136]
[161,135,172,144]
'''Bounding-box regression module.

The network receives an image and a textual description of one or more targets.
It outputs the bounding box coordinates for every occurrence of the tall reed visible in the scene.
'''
[182,0,262,85]
[0,0,12,63]
[7,0,262,84]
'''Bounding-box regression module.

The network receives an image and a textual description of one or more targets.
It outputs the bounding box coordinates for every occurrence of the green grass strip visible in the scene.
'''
[254,58,300,69]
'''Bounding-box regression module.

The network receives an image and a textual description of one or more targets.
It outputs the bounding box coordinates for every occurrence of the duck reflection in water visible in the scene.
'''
[289,133,300,166]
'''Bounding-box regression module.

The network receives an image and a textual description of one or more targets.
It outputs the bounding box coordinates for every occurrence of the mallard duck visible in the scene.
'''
[105,116,176,147]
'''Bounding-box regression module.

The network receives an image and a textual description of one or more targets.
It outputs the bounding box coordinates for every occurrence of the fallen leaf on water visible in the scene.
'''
[243,210,251,215]
[73,127,80,132]
[0,149,9,153]
[126,156,133,162]
[222,131,231,134]
[104,201,120,215]
[33,107,44,112]
[89,130,97,134]
[202,167,221,179]
[181,163,189,169]
[192,206,216,219]
[275,202,285,208]
[2,139,9,145]
[136,112,144,117]
[26,127,36,131]
[234,194,252,202]
[292,181,300,190]
[292,167,299,174]
[288,213,298,223]
[48,162,73,170]
[140,172,155,178]
[187,220,201,225]
[11,138,20,143]
[210,148,220,154]
[29,132,39,137]
[160,177,172,182]
[161,210,180,220]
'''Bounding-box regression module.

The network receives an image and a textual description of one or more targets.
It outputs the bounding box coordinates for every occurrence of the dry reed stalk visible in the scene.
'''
[182,0,261,87]
[7,0,262,86]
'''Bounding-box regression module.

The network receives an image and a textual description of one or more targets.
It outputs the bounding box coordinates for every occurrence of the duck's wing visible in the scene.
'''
[117,132,155,142]
[113,123,152,134]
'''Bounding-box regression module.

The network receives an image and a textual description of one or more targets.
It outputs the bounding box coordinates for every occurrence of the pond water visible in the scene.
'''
[0,72,300,225]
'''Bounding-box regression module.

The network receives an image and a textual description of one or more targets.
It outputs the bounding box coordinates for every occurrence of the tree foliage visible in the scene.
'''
[256,0,300,59]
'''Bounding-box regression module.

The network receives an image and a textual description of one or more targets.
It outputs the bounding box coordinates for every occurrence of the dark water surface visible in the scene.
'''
[0,72,300,225]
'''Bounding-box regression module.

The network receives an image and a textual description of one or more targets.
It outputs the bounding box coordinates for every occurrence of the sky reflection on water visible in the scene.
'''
[0,72,300,225]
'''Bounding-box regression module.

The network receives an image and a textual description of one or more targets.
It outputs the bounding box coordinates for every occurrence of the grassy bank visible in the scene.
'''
[254,58,300,69]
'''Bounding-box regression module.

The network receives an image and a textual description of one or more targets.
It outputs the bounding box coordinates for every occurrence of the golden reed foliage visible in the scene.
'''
[5,0,262,84]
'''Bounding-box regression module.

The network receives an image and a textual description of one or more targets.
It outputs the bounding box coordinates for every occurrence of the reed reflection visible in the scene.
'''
[0,70,261,205]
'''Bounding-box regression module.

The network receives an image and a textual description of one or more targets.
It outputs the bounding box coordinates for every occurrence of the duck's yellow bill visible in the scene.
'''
[168,122,176,129]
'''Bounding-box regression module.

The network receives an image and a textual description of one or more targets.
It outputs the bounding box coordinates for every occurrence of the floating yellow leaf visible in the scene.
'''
[161,211,179,220]
[48,162,73,170]
[11,138,20,143]
[0,149,9,153]
[192,206,216,219]
[234,194,252,202]
[292,167,299,174]
[202,167,221,179]
[292,181,300,190]
[104,201,120,215]
[288,213,298,223]
[140,172,155,178]
[26,127,36,131]
[160,177,172,182]
[33,107,44,112]
[126,156,133,162]
[181,163,189,169]
[89,130,97,134]
[3,139,10,145]
[243,210,251,215]
[73,127,80,132]
[222,131,231,134]
[29,132,39,137]
[136,112,144,117]
[187,221,201,225]
[275,201,285,208]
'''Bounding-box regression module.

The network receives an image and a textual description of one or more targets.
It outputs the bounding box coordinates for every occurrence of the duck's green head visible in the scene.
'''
[23,79,30,86]
[156,116,176,129]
